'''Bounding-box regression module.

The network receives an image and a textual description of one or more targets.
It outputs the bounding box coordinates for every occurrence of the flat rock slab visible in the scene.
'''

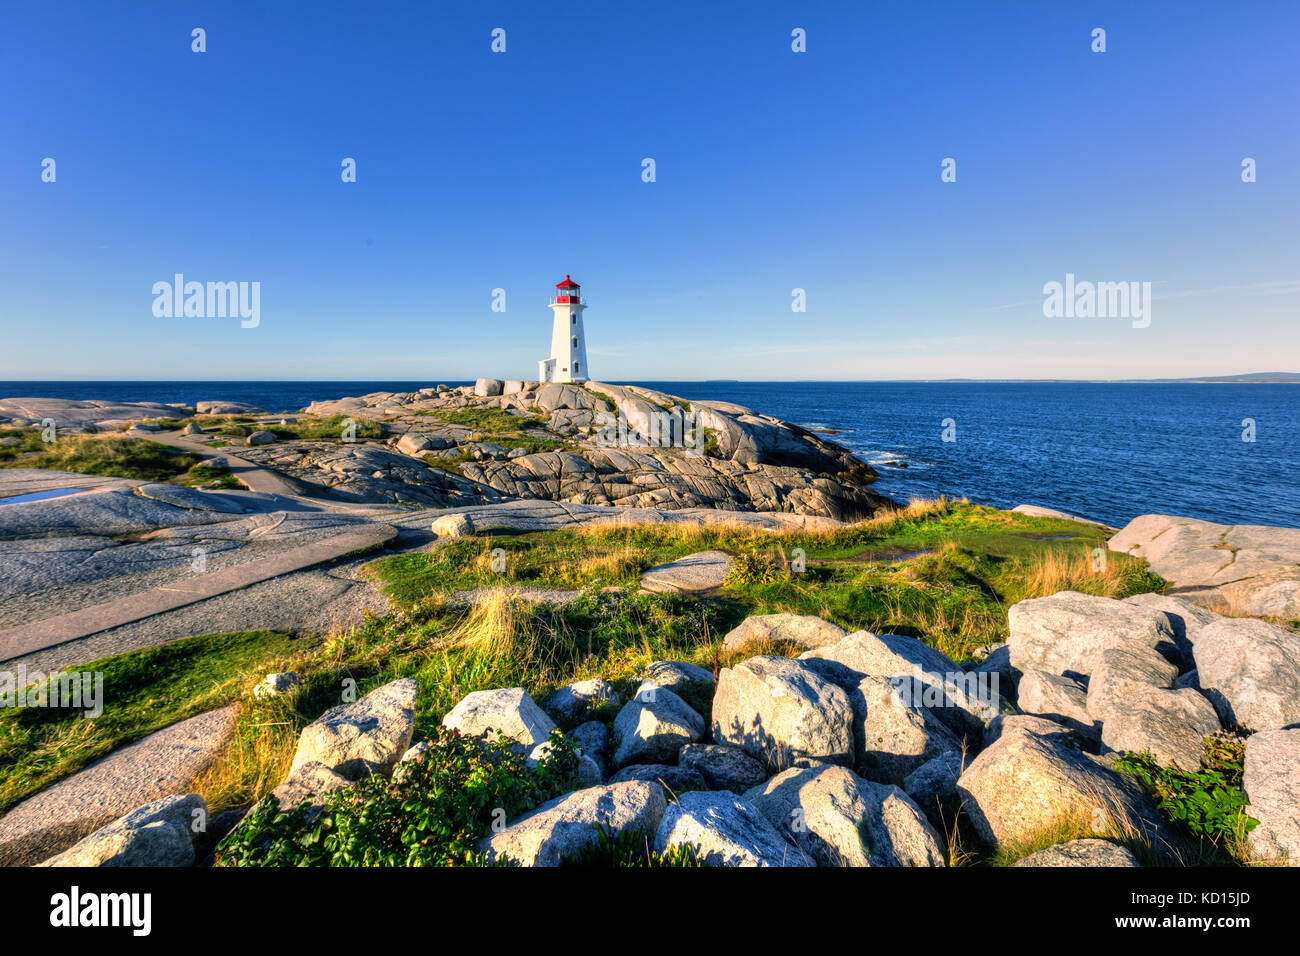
[0,706,237,866]
[0,523,397,660]
[1109,514,1300,619]
[640,550,734,595]
[1011,504,1109,527]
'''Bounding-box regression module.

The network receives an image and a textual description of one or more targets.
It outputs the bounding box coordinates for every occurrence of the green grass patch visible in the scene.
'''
[364,501,1161,663]
[0,431,200,483]
[0,429,243,489]
[0,630,301,814]
[414,407,567,451]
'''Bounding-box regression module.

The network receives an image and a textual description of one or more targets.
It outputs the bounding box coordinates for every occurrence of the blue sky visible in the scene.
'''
[2,0,1297,381]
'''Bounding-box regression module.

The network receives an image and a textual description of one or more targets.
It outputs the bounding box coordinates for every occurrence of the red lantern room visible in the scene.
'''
[555,274,581,304]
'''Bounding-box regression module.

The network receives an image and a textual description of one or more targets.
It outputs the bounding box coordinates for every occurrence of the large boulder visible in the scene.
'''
[1123,592,1223,664]
[1017,670,1097,739]
[290,678,417,780]
[41,821,194,868]
[746,765,946,867]
[396,433,433,455]
[835,670,964,784]
[1193,618,1300,731]
[653,791,811,867]
[1086,647,1180,724]
[903,751,966,827]
[271,761,351,813]
[678,743,768,793]
[801,631,999,741]
[1014,839,1140,867]
[722,614,848,654]
[956,722,1171,853]
[1008,591,1179,680]
[441,687,557,749]
[478,781,668,866]
[1243,729,1300,865]
[607,763,707,793]
[1099,686,1221,771]
[611,682,706,767]
[638,661,716,716]
[474,378,504,397]
[712,656,855,770]
[39,795,205,868]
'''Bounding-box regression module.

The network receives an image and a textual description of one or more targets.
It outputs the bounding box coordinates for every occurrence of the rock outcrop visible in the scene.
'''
[478,781,668,866]
[290,678,417,780]
[294,381,893,521]
[1109,514,1300,619]
[745,765,946,867]
[653,790,811,866]
[1243,729,1300,865]
[1193,618,1300,731]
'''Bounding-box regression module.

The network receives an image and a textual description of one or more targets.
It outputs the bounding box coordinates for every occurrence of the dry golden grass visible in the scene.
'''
[562,543,645,584]
[988,798,1153,866]
[1017,545,1133,600]
[192,696,299,815]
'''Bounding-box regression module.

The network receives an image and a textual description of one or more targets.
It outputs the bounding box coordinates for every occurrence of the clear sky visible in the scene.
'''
[2,0,1297,381]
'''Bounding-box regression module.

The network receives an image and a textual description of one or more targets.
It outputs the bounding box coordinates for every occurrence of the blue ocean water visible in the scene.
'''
[2,381,1295,529]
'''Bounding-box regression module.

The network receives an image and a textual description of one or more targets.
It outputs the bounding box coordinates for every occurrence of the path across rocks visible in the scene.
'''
[0,523,398,661]
[150,429,307,497]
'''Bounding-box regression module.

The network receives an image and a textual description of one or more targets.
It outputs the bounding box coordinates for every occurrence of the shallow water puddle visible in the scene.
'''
[0,487,83,505]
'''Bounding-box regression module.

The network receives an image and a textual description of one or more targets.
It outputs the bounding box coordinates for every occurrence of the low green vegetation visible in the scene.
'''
[1114,731,1258,862]
[0,430,236,487]
[216,728,581,867]
[415,407,567,453]
[421,451,472,476]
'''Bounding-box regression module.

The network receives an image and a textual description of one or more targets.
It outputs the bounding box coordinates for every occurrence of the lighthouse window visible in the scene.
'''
[574,362,580,373]
[571,316,576,324]
[572,337,578,348]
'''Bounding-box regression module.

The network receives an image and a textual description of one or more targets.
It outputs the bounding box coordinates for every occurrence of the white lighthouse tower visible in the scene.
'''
[538,274,589,383]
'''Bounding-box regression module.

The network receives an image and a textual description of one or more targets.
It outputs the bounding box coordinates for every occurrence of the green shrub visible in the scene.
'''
[724,549,790,588]
[1114,731,1258,846]
[215,727,580,867]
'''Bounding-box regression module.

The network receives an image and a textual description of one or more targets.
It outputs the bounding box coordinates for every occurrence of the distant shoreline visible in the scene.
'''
[1,374,1298,386]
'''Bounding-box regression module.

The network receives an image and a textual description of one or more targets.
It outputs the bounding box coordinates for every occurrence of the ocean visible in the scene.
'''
[2,380,1295,529]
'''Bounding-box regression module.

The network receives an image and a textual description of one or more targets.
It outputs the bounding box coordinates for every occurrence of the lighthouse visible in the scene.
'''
[538,275,589,384]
